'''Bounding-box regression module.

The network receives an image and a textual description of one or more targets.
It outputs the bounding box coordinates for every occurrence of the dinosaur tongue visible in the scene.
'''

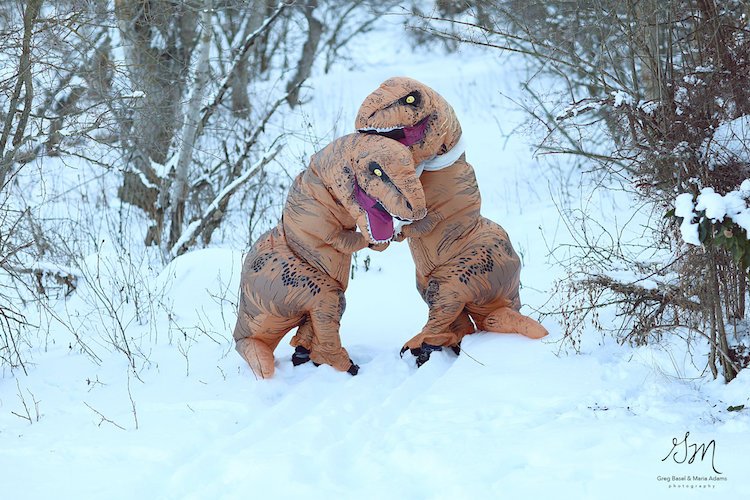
[399,117,429,147]
[353,183,393,241]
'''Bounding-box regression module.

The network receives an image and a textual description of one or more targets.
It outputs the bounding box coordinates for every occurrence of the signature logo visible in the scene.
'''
[662,431,722,475]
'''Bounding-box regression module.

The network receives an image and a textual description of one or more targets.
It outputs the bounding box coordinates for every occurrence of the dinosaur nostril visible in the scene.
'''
[406,201,412,211]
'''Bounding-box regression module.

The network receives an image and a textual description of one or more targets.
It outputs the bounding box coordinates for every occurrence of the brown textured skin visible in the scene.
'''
[234,134,426,378]
[356,77,548,350]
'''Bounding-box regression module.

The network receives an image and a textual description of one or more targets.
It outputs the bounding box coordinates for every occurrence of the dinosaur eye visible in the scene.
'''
[368,161,390,181]
[399,91,421,106]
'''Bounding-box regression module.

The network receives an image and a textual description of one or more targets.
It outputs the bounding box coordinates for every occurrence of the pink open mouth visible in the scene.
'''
[353,180,393,242]
[398,117,429,147]
[358,116,429,148]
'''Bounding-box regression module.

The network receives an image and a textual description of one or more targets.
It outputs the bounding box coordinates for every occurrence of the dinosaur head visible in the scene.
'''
[355,77,462,166]
[315,134,426,244]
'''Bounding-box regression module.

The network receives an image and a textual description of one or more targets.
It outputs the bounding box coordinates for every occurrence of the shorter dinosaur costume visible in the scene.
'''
[356,77,548,365]
[233,133,426,378]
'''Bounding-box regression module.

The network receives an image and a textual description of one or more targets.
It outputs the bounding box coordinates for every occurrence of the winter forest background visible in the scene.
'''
[2,1,750,498]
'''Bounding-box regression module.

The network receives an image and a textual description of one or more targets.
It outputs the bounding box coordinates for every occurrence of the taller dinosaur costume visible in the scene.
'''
[355,77,548,365]
[234,133,426,378]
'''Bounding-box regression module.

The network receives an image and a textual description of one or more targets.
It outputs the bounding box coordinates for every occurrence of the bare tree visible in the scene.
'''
[409,0,750,381]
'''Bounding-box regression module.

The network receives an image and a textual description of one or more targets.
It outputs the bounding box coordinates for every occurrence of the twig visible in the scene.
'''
[458,347,486,367]
[127,369,138,430]
[84,402,126,431]
[11,379,32,423]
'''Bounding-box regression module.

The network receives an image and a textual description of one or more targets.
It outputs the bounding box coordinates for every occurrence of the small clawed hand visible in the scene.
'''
[368,241,390,251]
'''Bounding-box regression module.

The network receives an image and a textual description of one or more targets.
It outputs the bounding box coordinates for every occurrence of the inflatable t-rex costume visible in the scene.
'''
[355,77,548,366]
[233,133,426,378]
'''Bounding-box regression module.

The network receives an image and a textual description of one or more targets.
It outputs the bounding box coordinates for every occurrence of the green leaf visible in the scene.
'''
[727,405,745,412]
[699,218,711,243]
[665,208,676,219]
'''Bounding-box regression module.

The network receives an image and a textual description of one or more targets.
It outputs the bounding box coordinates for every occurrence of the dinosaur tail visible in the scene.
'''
[482,307,548,339]
[237,337,276,379]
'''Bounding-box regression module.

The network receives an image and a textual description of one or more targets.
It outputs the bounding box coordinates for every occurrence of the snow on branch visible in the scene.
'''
[674,180,750,246]
[673,179,750,271]
[170,145,282,258]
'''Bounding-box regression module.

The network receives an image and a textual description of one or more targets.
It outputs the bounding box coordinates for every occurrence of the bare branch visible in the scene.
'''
[170,144,282,258]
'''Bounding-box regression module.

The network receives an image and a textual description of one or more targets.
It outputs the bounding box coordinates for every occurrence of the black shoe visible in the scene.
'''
[347,360,359,376]
[291,345,311,366]
[401,342,443,367]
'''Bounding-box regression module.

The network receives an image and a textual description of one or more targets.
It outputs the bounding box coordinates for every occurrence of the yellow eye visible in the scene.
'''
[374,168,382,177]
[406,95,415,104]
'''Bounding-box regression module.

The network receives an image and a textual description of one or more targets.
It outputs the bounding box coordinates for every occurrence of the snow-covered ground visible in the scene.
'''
[2,13,750,500]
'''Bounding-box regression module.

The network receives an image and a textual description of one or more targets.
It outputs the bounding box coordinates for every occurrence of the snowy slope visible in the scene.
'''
[2,13,749,500]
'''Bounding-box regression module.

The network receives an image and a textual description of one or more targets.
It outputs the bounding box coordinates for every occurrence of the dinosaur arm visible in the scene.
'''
[325,227,369,253]
[397,210,444,240]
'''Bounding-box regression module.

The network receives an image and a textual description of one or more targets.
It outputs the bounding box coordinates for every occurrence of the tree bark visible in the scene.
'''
[635,0,665,103]
[114,0,198,212]
[168,3,213,251]
[286,1,322,108]
[0,0,42,189]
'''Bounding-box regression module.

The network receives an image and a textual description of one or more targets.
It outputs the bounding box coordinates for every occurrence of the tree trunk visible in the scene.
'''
[167,3,213,251]
[114,0,198,213]
[635,0,666,103]
[286,1,323,108]
[229,3,267,116]
[0,0,43,189]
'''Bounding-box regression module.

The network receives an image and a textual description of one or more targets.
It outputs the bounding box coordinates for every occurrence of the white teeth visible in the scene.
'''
[357,126,401,133]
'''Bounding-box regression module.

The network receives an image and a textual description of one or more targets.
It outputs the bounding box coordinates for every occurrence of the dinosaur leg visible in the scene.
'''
[481,307,548,339]
[307,288,356,373]
[234,311,298,379]
[404,277,468,351]
[450,309,476,338]
[236,337,276,379]
[446,309,475,354]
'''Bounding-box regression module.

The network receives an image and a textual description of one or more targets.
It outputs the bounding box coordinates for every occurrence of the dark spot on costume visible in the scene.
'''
[458,248,495,284]
[497,238,513,257]
[281,264,312,288]
[250,253,272,272]
[336,293,346,320]
[424,280,440,306]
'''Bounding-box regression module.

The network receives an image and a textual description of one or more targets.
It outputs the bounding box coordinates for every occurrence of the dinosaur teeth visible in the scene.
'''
[357,126,401,133]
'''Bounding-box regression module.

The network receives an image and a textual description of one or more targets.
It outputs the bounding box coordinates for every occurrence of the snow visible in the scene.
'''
[2,12,750,500]
[676,181,750,245]
[675,192,701,246]
[696,187,727,221]
[612,90,633,107]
